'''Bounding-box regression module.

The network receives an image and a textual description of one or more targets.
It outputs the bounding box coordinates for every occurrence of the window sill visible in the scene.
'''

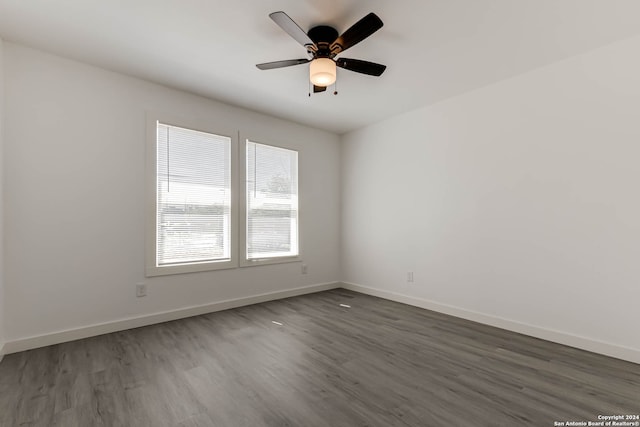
[145,259,238,277]
[239,255,301,268]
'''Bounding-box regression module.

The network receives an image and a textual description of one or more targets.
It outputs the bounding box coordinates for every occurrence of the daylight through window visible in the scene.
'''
[246,141,299,260]
[156,123,231,266]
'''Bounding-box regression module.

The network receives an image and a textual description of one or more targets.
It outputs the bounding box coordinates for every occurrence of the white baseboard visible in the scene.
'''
[341,282,640,365]
[2,282,340,355]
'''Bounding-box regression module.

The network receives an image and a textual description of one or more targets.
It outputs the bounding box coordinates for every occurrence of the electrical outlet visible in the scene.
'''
[136,283,147,297]
[301,264,308,274]
[407,272,414,283]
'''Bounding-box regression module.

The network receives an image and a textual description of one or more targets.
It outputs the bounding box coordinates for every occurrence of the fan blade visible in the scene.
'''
[336,58,386,76]
[269,11,314,48]
[256,59,310,70]
[330,13,383,54]
[313,85,327,93]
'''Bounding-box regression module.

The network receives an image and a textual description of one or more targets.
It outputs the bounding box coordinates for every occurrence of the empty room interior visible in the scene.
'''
[0,1,639,426]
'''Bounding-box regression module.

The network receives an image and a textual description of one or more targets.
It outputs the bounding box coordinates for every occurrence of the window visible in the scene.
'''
[146,116,300,276]
[243,140,299,264]
[146,119,237,276]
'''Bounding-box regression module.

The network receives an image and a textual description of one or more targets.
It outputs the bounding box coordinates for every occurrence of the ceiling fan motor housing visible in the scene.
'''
[307,25,339,58]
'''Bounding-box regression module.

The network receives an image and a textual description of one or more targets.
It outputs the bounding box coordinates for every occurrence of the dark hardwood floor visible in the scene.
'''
[1,289,638,426]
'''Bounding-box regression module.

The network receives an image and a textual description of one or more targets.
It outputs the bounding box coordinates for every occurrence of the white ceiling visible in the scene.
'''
[1,0,640,134]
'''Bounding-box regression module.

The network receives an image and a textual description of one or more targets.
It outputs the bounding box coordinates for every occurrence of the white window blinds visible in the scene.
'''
[156,123,231,266]
[246,141,298,260]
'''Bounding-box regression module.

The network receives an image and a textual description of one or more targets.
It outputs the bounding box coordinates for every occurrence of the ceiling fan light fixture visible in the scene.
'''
[310,58,336,87]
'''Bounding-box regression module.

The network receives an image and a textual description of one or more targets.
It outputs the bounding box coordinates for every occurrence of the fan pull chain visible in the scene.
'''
[334,76,338,95]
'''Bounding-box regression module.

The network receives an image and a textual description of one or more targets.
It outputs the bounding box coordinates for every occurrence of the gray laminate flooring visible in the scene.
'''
[0,289,638,426]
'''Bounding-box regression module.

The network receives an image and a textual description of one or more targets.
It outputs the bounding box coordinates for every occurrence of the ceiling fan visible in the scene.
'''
[256,11,387,93]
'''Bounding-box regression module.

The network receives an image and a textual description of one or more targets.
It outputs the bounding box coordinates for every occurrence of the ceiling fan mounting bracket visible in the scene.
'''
[307,25,339,45]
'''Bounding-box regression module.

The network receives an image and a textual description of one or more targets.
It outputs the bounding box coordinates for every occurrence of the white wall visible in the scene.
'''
[341,35,640,361]
[0,37,5,358]
[3,43,340,346]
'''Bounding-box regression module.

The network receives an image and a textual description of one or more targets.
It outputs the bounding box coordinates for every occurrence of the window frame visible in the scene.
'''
[239,134,302,267]
[145,113,239,277]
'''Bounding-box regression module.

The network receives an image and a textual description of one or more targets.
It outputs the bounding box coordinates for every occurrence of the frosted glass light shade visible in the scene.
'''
[309,58,336,86]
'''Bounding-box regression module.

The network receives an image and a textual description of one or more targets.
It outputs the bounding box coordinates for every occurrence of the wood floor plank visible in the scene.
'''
[1,289,638,426]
